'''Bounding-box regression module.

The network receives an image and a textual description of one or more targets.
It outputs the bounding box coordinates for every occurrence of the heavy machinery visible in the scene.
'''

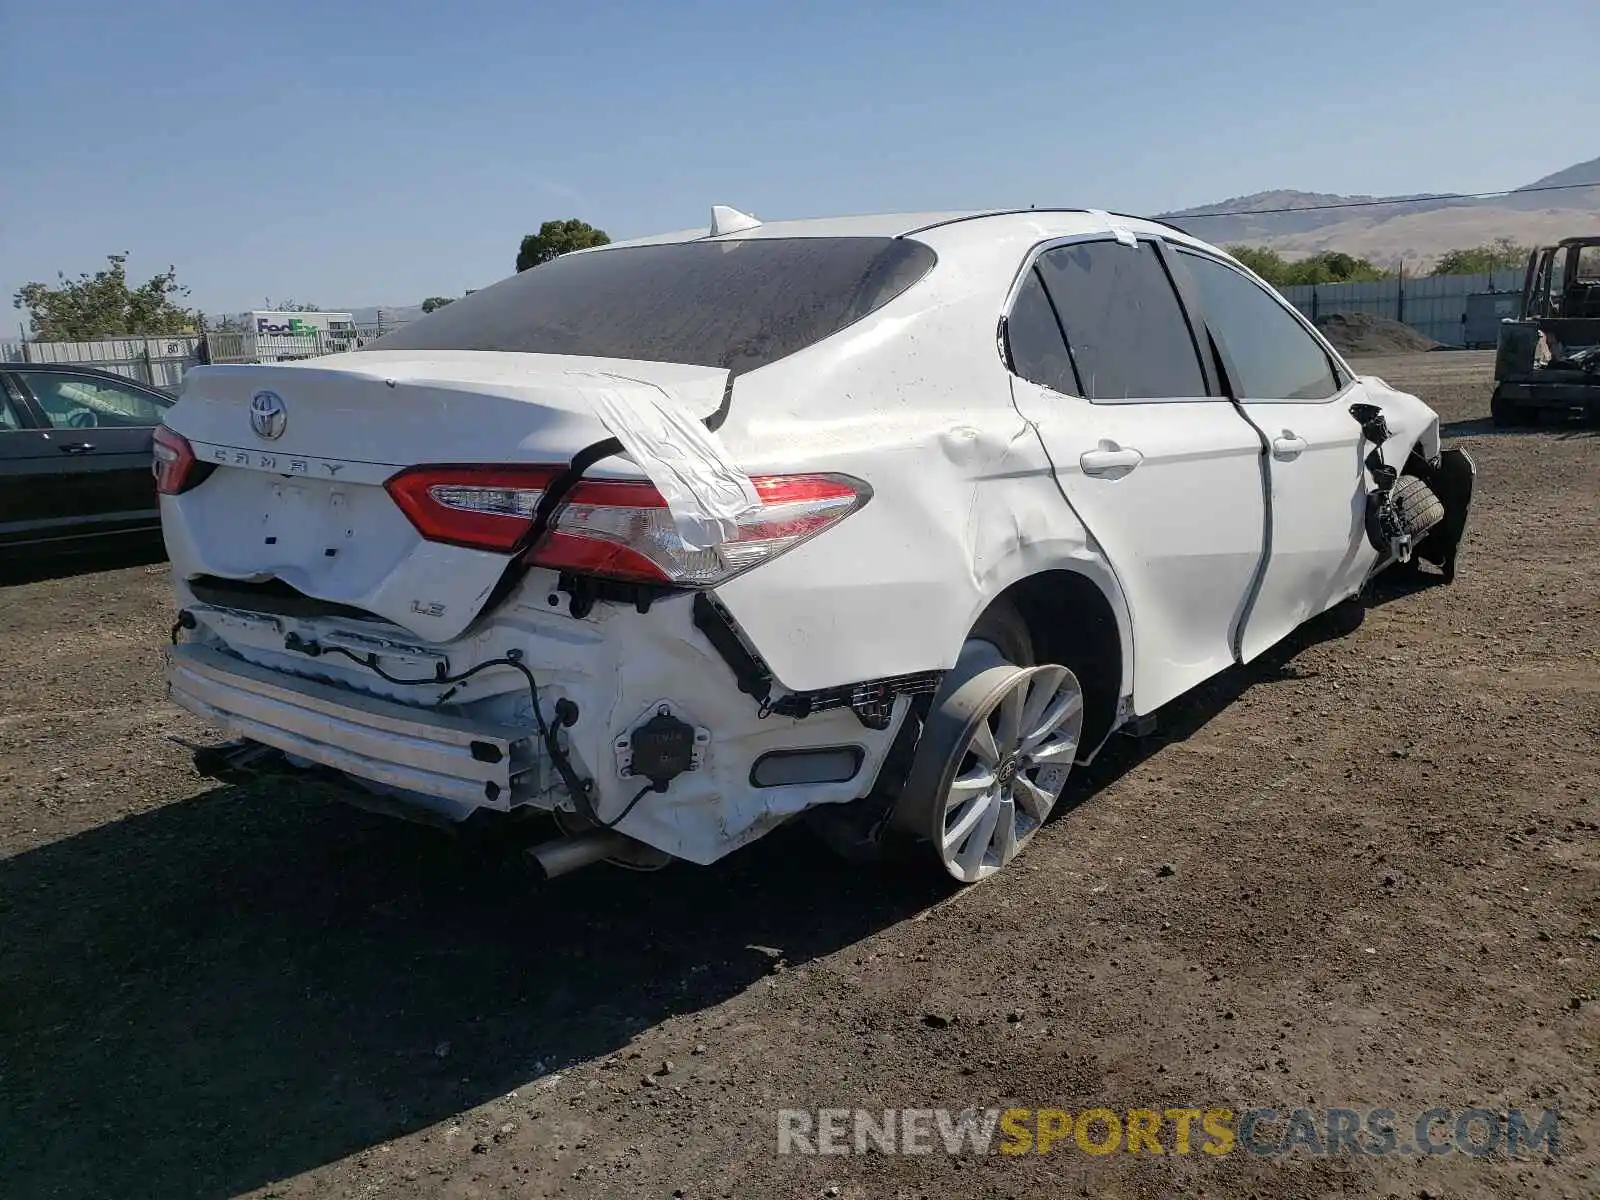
[1491,236,1600,426]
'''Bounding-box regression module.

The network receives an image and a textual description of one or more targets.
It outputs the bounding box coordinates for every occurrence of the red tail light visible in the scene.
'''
[384,465,869,586]
[385,464,561,552]
[533,473,869,585]
[152,425,202,495]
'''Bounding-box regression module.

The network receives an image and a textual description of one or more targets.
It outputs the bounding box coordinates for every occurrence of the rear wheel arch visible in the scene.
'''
[818,565,1129,870]
[977,568,1127,755]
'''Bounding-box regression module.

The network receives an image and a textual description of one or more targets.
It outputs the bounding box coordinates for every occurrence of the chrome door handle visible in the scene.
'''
[57,442,95,455]
[1271,432,1307,460]
[1079,443,1144,478]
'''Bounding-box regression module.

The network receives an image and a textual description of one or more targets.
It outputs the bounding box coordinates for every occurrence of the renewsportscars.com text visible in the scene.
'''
[776,1105,1561,1159]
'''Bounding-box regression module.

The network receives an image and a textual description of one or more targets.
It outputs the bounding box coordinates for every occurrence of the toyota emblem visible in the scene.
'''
[249,390,287,440]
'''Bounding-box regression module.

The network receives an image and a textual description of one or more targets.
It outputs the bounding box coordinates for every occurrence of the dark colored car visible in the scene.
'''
[0,363,175,555]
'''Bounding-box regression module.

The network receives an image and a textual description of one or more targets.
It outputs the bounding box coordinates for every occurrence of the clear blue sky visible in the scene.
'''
[4,0,1596,318]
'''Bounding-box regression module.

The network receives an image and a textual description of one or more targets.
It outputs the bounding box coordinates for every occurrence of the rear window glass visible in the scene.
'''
[369,237,936,372]
[1034,240,1208,401]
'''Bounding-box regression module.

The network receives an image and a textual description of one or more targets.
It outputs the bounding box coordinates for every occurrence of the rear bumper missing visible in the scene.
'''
[166,588,911,863]
[167,642,538,814]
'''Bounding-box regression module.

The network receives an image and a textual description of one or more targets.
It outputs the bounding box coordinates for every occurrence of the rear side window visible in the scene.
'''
[1178,251,1342,401]
[1034,241,1208,401]
[17,371,168,428]
[370,237,936,372]
[1005,270,1080,396]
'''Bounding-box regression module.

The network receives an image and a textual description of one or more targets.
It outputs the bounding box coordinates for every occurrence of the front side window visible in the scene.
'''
[370,237,937,373]
[1033,240,1208,402]
[17,372,169,429]
[1177,252,1342,401]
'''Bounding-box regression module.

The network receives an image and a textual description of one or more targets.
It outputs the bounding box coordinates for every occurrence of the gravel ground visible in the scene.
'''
[1,350,1595,1200]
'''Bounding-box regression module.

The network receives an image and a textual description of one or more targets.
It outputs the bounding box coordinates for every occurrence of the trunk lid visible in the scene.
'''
[163,351,729,641]
[171,351,729,466]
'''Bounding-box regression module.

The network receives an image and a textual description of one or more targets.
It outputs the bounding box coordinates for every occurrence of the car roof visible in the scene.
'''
[596,208,1211,253]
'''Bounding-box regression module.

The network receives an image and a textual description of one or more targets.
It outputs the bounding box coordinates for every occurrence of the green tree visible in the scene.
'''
[421,296,456,313]
[1430,238,1529,277]
[1226,245,1294,285]
[1287,251,1391,285]
[1225,245,1392,287]
[516,218,610,272]
[265,299,323,312]
[14,254,195,340]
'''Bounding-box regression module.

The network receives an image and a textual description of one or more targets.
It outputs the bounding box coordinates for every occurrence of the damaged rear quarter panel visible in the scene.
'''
[709,236,1131,696]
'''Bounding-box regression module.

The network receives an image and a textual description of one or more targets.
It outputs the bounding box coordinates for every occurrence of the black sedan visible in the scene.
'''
[0,363,175,555]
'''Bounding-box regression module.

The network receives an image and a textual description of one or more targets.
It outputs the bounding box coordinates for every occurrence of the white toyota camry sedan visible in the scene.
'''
[156,206,1474,884]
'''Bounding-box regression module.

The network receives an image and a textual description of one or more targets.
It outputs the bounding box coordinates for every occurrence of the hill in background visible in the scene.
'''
[355,158,1600,313]
[1160,155,1600,270]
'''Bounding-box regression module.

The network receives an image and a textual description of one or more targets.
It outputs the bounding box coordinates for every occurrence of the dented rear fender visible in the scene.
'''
[710,412,1135,701]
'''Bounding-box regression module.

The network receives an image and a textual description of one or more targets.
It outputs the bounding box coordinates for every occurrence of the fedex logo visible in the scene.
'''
[257,317,318,336]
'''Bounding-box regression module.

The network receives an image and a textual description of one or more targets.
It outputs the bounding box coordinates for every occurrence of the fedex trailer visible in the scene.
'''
[245,311,357,362]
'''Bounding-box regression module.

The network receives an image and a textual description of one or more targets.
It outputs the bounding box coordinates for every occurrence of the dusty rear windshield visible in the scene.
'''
[367,237,935,372]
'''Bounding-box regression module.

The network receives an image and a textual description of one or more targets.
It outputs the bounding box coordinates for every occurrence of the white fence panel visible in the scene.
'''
[1,336,200,389]
[1278,268,1525,347]
[3,324,393,386]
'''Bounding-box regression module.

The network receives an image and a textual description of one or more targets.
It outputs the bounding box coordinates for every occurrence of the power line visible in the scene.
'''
[1169,180,1600,220]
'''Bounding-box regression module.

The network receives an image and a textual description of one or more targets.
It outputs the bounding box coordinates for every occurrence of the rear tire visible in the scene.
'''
[890,608,1084,885]
[808,604,1036,867]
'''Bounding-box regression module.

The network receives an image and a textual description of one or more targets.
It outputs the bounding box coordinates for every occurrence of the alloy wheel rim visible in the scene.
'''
[939,664,1084,882]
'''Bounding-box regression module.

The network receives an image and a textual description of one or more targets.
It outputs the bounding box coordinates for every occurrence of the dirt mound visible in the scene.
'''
[1315,311,1439,355]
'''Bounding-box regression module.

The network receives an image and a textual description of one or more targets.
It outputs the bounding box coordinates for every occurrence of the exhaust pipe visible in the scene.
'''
[528,829,640,879]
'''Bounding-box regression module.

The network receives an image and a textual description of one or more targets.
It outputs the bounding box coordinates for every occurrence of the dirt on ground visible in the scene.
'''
[1,351,1596,1200]
[1316,313,1441,356]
